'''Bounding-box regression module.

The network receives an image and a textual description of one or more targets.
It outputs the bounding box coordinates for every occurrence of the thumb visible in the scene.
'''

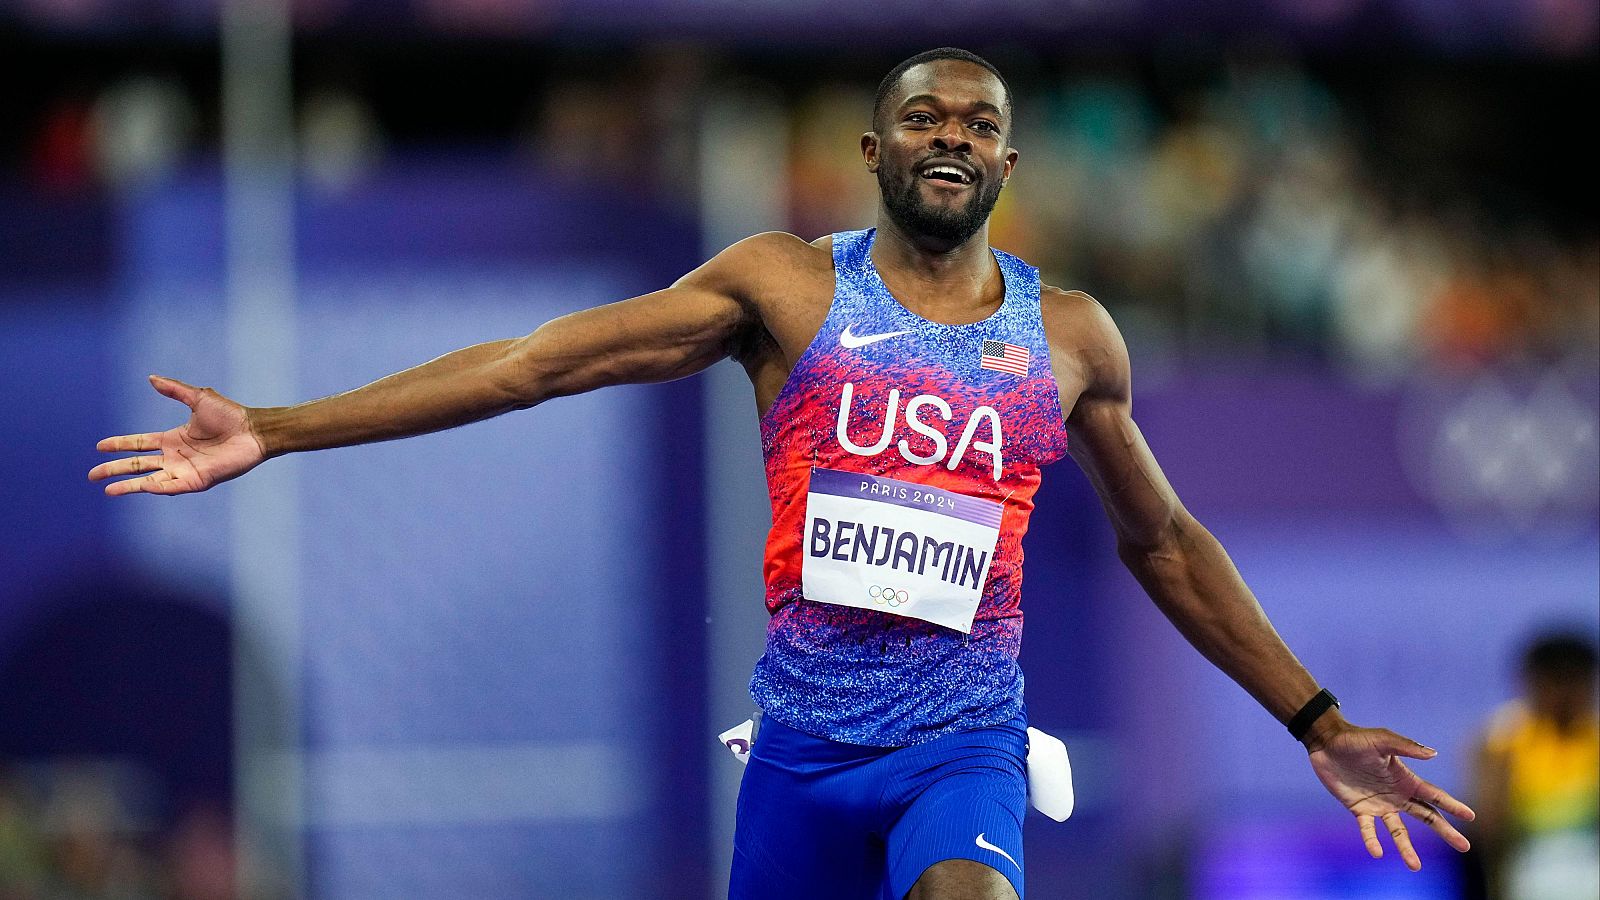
[1381,729,1437,760]
[149,374,203,409]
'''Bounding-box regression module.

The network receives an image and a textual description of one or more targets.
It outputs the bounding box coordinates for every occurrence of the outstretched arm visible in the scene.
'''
[1047,290,1475,870]
[90,234,782,496]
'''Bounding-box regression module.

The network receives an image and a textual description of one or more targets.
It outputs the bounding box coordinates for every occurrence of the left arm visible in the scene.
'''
[1045,288,1475,870]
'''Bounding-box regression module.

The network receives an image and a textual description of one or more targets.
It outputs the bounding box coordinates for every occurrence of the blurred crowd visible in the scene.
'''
[15,49,1596,381]
[777,60,1598,381]
[1019,75,1595,380]
[0,762,231,900]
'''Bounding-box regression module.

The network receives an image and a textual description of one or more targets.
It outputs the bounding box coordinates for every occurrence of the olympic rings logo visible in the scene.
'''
[868,585,910,608]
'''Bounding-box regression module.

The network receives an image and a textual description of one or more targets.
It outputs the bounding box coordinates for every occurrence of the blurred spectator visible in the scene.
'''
[27,94,96,194]
[1330,201,1439,383]
[784,84,877,240]
[300,86,384,192]
[1471,631,1600,900]
[0,767,48,900]
[0,760,172,900]
[166,804,234,900]
[521,50,707,197]
[88,75,196,192]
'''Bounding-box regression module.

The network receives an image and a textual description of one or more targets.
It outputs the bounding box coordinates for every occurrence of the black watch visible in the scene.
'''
[1287,688,1340,741]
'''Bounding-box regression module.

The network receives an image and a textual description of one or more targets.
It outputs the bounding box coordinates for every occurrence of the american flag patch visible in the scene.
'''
[979,339,1029,376]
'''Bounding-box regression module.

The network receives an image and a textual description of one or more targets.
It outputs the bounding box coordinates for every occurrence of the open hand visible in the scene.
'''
[89,375,267,496]
[1308,725,1476,871]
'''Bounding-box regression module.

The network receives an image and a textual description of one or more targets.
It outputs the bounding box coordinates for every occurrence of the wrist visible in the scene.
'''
[248,405,291,458]
[1300,707,1351,754]
[1287,686,1340,740]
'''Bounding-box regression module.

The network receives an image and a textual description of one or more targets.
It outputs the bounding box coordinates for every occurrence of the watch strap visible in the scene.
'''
[1287,688,1340,741]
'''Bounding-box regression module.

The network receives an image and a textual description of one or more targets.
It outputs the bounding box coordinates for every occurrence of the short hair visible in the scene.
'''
[1523,631,1598,679]
[872,47,1012,133]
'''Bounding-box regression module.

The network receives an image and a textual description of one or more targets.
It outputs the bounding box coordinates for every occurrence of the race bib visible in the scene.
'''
[801,467,1002,633]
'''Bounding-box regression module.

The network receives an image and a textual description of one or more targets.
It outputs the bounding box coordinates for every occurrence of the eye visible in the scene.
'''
[905,112,934,126]
[971,120,999,135]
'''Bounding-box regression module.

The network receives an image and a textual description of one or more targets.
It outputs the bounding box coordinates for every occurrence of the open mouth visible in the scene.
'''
[919,163,974,186]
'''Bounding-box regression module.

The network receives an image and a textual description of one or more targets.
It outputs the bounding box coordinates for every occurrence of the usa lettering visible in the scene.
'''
[808,517,989,590]
[835,382,1004,480]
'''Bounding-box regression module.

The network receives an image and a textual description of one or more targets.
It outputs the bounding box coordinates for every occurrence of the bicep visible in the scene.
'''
[504,251,760,403]
[1067,400,1185,549]
[1056,294,1183,548]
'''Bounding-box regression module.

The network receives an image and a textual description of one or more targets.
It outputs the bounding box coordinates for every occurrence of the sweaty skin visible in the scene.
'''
[92,58,1475,899]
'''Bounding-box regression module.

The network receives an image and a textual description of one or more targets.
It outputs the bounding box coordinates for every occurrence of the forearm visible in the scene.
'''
[250,282,745,457]
[251,338,529,456]
[1121,511,1348,746]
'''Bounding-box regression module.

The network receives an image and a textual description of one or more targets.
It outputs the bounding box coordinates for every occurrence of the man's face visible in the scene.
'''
[1527,669,1597,725]
[864,60,1018,246]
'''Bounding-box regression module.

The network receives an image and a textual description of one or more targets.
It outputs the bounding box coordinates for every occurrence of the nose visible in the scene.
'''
[930,126,972,155]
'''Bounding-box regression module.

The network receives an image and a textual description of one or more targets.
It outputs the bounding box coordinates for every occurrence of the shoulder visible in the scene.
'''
[1040,285,1115,335]
[684,231,833,300]
[1039,285,1131,407]
[1040,284,1127,359]
[719,231,831,272]
[1040,284,1102,308]
[1478,700,1529,757]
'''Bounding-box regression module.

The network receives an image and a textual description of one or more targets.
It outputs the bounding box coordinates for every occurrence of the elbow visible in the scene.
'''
[1115,507,1180,556]
[1116,535,1175,579]
[492,337,554,410]
[1114,506,1197,575]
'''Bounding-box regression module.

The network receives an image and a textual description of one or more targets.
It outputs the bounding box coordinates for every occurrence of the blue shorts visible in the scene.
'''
[730,710,1029,900]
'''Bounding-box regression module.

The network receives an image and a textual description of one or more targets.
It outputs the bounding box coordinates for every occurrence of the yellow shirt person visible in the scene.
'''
[1474,633,1599,900]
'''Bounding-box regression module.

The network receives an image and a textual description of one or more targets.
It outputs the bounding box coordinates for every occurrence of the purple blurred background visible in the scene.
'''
[1,1,1596,898]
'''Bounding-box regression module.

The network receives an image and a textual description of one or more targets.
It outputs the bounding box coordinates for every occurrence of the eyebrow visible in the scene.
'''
[899,93,1005,120]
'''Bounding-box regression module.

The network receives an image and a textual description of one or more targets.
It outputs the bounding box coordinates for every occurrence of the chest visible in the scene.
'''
[748,277,1084,425]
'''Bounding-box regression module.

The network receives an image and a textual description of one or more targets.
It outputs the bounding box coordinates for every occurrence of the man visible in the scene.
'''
[91,48,1474,900]
[1471,632,1598,900]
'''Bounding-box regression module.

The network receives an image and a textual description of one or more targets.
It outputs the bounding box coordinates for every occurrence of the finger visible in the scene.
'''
[1406,799,1470,852]
[97,432,162,453]
[1383,812,1421,871]
[141,475,190,495]
[1359,815,1382,859]
[1381,730,1437,761]
[149,374,202,408]
[1414,780,1476,822]
[104,470,180,497]
[88,455,165,481]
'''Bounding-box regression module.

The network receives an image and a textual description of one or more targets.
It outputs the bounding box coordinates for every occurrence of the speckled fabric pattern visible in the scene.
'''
[748,228,1071,747]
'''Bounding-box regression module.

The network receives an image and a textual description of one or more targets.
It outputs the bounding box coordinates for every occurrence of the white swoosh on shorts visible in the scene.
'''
[975,832,1019,869]
[839,325,912,349]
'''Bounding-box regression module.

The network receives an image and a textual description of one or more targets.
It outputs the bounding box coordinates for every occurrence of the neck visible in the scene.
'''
[871,209,995,283]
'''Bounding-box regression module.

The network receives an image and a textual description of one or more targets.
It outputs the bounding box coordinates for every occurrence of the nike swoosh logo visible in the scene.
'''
[975,832,1018,869]
[839,325,912,349]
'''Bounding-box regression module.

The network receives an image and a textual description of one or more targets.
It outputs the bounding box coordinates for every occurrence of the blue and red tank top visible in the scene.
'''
[749,228,1071,746]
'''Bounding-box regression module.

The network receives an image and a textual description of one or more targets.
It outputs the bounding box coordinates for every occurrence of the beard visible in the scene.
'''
[877,162,1004,246]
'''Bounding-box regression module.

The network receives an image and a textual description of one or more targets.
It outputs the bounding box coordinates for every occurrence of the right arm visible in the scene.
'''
[257,266,755,455]
[91,233,790,495]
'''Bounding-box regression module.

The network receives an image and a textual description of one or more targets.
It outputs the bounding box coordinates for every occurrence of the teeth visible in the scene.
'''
[923,165,969,183]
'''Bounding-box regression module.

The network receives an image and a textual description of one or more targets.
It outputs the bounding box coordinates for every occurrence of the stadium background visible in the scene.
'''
[0,0,1595,897]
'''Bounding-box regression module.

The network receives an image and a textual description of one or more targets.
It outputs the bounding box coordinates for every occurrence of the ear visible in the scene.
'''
[1001,146,1018,185]
[861,132,880,173]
